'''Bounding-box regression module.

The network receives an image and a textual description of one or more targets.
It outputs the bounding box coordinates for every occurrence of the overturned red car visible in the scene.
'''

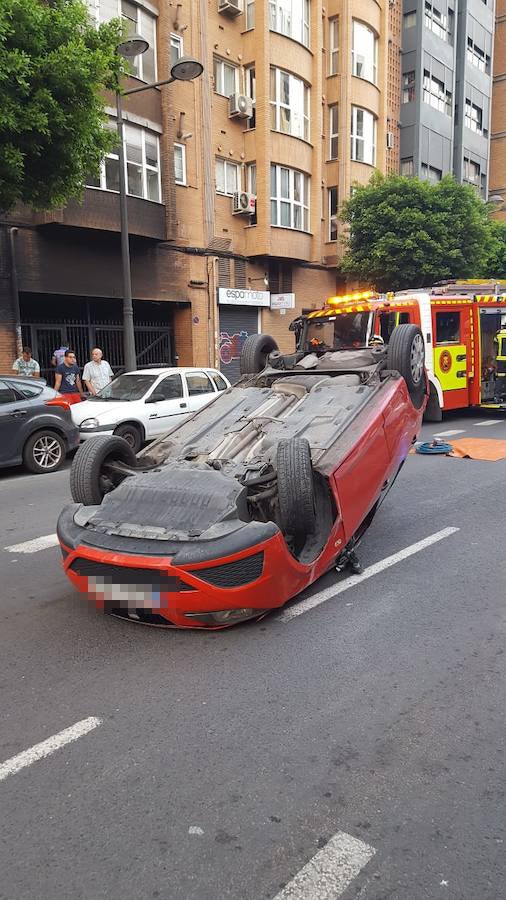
[57,304,427,628]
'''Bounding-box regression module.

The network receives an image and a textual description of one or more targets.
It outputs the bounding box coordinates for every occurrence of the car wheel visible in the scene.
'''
[387,324,426,409]
[277,438,316,539]
[70,435,137,506]
[23,430,66,474]
[113,422,143,453]
[240,334,279,375]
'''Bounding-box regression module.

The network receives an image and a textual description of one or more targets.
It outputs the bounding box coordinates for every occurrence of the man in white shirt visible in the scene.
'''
[82,348,114,396]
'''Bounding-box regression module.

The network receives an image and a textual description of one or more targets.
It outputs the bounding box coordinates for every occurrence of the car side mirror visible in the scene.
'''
[146,393,165,404]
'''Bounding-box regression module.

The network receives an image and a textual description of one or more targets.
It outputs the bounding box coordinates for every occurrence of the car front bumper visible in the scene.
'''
[57,505,324,628]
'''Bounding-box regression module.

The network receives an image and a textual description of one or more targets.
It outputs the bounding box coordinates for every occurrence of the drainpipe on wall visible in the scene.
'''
[8,228,23,357]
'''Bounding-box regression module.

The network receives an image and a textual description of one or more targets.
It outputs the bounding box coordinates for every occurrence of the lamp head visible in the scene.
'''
[170,56,204,81]
[117,34,149,58]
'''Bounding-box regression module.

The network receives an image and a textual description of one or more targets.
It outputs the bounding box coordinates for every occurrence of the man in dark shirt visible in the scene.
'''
[54,349,85,404]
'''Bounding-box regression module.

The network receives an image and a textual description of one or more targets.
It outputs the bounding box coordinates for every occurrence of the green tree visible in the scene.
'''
[0,0,123,212]
[340,172,492,291]
[481,219,506,278]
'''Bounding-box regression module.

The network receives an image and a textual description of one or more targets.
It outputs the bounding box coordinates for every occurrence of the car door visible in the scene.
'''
[0,380,28,466]
[184,371,218,414]
[144,372,188,438]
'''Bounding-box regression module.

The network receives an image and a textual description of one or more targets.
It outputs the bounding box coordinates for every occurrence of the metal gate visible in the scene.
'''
[21,319,173,384]
[219,306,259,383]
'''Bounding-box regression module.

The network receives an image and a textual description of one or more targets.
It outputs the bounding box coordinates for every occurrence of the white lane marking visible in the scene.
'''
[279,527,459,623]
[0,717,102,783]
[4,533,58,554]
[473,419,503,427]
[272,831,376,900]
[432,429,466,437]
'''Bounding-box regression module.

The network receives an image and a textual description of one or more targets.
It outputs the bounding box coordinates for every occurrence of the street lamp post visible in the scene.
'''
[115,38,204,372]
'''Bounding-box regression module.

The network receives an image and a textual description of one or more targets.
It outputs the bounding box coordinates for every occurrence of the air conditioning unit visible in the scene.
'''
[229,93,253,119]
[233,191,256,215]
[386,131,394,149]
[218,0,242,16]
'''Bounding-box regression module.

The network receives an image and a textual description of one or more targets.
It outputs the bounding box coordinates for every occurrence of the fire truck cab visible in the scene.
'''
[295,282,506,422]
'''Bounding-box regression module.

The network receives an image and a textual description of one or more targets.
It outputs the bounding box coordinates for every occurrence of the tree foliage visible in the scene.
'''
[0,0,123,212]
[340,173,494,291]
[481,219,506,278]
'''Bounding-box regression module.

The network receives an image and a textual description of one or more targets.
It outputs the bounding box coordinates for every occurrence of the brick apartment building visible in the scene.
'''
[490,0,506,220]
[0,0,401,383]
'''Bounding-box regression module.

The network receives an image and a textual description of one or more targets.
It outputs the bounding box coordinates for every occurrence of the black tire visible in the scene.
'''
[70,435,137,506]
[240,334,279,375]
[23,430,66,474]
[423,382,443,422]
[113,422,143,453]
[386,324,425,408]
[277,438,316,538]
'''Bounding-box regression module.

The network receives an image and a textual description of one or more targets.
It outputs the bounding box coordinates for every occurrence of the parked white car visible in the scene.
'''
[71,367,230,452]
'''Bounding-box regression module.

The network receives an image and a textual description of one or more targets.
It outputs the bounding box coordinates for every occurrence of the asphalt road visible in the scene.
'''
[1,409,505,900]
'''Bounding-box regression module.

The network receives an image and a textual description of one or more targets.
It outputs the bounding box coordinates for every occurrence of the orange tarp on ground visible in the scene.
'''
[448,438,506,461]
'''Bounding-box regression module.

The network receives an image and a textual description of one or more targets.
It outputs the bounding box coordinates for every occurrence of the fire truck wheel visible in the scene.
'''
[277,438,316,539]
[70,435,137,506]
[423,383,442,422]
[240,334,279,375]
[387,324,426,409]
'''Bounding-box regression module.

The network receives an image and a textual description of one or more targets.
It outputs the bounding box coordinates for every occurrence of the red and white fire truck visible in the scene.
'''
[301,281,506,421]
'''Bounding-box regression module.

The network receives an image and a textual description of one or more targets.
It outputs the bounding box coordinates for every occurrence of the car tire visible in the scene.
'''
[113,422,143,453]
[23,430,66,474]
[387,324,426,409]
[70,435,137,506]
[240,334,279,375]
[277,438,316,538]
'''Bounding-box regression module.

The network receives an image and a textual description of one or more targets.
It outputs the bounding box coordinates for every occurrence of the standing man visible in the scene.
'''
[82,348,114,396]
[54,349,85,405]
[12,347,40,377]
[51,344,69,368]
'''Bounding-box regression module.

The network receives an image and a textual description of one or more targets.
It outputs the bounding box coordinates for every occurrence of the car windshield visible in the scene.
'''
[91,374,158,401]
[303,312,370,351]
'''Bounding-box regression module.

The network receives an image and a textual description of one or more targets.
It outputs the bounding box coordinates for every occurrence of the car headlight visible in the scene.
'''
[80,418,99,429]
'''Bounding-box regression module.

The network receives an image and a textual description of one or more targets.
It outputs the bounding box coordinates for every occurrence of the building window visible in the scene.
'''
[247,162,257,223]
[352,21,378,85]
[245,66,256,128]
[121,1,156,82]
[329,18,338,75]
[467,37,489,73]
[270,68,310,141]
[328,187,338,241]
[402,71,415,103]
[213,58,238,97]
[270,164,309,231]
[246,0,255,28]
[423,70,452,115]
[463,156,481,185]
[421,163,442,183]
[174,143,186,185]
[88,122,161,202]
[269,260,293,292]
[400,157,414,176]
[403,10,416,28]
[465,99,483,134]
[424,1,449,41]
[170,33,183,67]
[269,0,310,48]
[329,104,338,159]
[216,158,240,196]
[350,107,376,165]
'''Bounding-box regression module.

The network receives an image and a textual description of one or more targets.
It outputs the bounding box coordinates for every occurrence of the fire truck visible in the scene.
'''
[296,281,506,421]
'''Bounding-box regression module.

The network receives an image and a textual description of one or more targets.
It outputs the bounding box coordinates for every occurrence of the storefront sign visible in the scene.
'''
[218,288,270,307]
[270,292,295,310]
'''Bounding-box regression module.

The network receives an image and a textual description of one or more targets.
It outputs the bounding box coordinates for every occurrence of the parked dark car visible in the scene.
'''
[0,377,80,473]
